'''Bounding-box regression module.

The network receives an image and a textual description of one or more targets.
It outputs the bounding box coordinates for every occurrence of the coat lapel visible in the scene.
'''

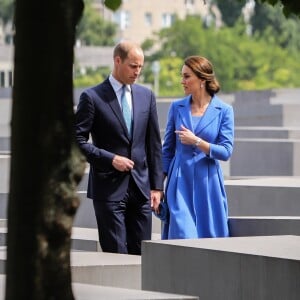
[177,96,193,130]
[194,96,221,135]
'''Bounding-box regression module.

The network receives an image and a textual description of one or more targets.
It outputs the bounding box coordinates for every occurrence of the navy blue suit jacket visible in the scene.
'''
[75,78,164,202]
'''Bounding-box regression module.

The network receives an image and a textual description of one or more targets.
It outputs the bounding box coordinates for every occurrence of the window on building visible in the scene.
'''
[185,0,195,11]
[185,0,195,5]
[0,72,5,87]
[144,12,152,26]
[8,71,13,87]
[114,10,131,30]
[162,13,175,28]
[123,11,131,29]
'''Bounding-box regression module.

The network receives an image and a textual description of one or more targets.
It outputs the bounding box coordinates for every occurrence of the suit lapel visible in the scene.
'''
[103,79,131,138]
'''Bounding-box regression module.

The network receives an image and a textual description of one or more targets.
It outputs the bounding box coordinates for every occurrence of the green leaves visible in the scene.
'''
[144,14,300,94]
[104,0,122,11]
[260,0,300,17]
[77,0,117,45]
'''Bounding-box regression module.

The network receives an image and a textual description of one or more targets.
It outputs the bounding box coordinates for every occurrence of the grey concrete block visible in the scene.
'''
[0,88,12,100]
[233,90,300,127]
[230,139,300,176]
[154,216,300,239]
[0,228,5,247]
[233,90,283,126]
[0,191,95,228]
[234,126,300,139]
[142,236,300,300]
[156,100,172,134]
[0,227,102,251]
[0,249,141,289]
[0,137,9,151]
[0,251,4,275]
[72,225,160,252]
[0,274,199,300]
[71,227,101,251]
[71,251,141,289]
[77,172,88,191]
[270,88,300,105]
[229,216,300,237]
[73,282,199,300]
[271,88,300,104]
[0,99,11,138]
[282,105,300,126]
[74,192,97,228]
[225,177,300,216]
[0,225,161,253]
[0,155,9,193]
[0,194,7,219]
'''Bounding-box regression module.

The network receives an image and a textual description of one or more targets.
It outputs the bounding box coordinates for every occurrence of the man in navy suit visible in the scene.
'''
[75,41,164,255]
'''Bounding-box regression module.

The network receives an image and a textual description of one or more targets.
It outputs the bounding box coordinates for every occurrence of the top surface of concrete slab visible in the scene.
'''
[0,250,141,266]
[71,227,98,241]
[270,88,300,104]
[71,251,141,266]
[144,235,300,260]
[73,282,199,300]
[0,274,199,300]
[225,176,300,187]
[235,126,300,130]
[230,216,300,220]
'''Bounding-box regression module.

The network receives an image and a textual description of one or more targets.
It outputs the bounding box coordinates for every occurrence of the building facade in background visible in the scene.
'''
[94,0,221,44]
[0,0,222,87]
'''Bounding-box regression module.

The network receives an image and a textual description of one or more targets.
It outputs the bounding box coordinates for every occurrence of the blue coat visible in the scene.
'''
[162,95,234,239]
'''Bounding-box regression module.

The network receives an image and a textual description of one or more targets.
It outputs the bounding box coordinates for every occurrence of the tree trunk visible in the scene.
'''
[5,1,85,299]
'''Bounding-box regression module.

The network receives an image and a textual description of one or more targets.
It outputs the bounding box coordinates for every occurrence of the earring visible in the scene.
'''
[200,84,204,88]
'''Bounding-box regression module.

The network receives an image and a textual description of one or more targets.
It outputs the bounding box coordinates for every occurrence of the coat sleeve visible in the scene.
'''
[209,104,234,161]
[75,91,115,168]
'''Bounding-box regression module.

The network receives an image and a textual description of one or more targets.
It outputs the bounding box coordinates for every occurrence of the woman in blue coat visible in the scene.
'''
[162,56,234,239]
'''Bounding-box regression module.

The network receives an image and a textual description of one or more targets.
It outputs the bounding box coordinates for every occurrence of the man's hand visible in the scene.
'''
[112,155,134,172]
[151,190,163,213]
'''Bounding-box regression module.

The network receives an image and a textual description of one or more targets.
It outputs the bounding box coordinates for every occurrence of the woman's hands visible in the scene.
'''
[175,125,209,155]
[175,125,198,145]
